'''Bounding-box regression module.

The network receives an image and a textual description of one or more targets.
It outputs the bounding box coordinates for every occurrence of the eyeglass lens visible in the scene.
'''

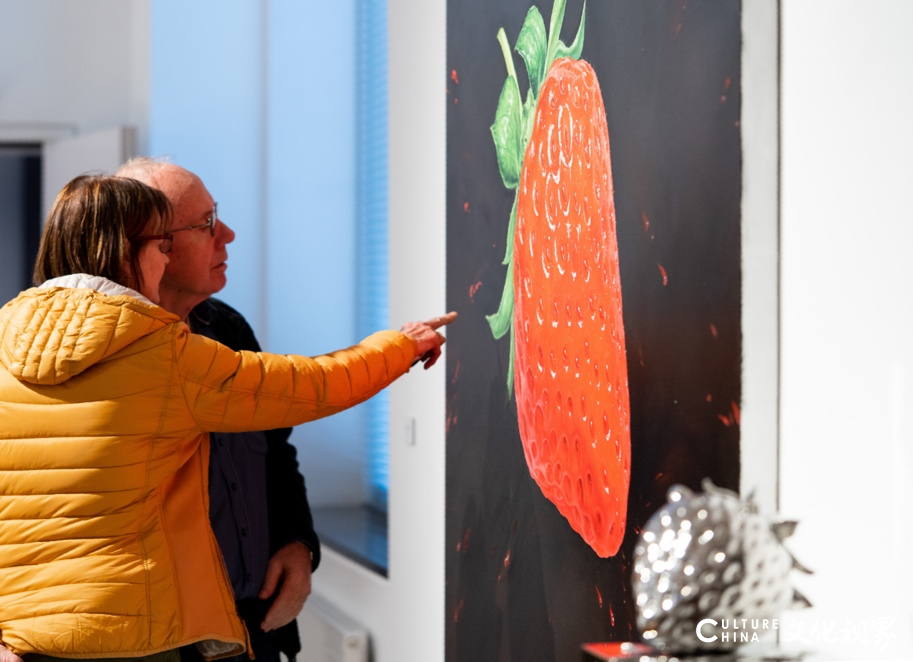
[208,202,218,235]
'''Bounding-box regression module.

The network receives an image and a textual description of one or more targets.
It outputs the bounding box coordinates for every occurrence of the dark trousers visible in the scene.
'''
[179,598,298,662]
[25,652,180,662]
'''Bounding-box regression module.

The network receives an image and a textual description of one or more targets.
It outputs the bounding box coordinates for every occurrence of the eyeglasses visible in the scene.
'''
[137,233,174,254]
[171,202,218,237]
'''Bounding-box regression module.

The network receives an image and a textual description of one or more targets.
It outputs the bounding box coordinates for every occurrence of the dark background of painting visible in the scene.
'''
[445,1,742,660]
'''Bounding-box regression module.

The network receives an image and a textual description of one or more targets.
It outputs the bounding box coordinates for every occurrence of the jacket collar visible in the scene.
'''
[39,273,154,305]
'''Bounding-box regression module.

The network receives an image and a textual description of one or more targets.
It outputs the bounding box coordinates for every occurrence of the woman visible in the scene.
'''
[0,175,454,661]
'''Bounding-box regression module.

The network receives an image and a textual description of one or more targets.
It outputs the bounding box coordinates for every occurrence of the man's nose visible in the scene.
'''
[215,218,236,245]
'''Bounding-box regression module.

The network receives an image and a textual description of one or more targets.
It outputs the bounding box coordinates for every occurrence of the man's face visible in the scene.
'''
[158,169,236,312]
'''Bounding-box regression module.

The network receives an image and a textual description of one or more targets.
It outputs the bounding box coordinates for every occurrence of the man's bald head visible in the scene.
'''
[116,158,200,212]
[116,157,236,320]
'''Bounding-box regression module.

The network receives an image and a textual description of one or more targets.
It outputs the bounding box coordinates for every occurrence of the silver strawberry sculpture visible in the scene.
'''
[632,479,812,653]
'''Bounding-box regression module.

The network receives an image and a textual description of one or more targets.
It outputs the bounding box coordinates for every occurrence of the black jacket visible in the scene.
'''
[189,298,321,661]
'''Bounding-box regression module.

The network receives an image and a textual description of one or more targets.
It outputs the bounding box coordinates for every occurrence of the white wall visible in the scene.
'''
[148,0,267,337]
[780,1,913,659]
[740,0,781,515]
[0,0,148,146]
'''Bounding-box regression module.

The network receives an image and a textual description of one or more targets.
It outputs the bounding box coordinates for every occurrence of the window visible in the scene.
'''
[308,0,391,576]
[355,0,389,514]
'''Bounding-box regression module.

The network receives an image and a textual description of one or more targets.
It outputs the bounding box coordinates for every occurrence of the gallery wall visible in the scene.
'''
[779,0,913,657]
[0,1,149,146]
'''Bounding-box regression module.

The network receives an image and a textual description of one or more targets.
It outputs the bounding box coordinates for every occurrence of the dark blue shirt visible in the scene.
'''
[207,429,271,599]
[188,299,320,602]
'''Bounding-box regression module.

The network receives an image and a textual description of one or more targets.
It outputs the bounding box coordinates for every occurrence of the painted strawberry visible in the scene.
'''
[488,0,630,557]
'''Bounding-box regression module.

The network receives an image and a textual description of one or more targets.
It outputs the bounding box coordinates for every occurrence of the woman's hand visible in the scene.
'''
[0,643,22,662]
[401,311,458,369]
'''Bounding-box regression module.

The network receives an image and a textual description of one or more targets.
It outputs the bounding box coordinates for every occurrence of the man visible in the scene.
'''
[117,157,320,662]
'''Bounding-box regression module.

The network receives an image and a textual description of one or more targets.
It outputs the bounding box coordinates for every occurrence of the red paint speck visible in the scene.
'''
[721,94,728,104]
[609,605,616,626]
[718,413,733,427]
[453,596,465,623]
[452,360,461,384]
[642,211,653,239]
[724,76,732,90]
[451,69,459,85]
[710,323,718,338]
[655,472,664,481]
[454,97,459,105]
[706,393,713,403]
[469,281,482,300]
[658,263,669,286]
[503,549,511,569]
[596,586,603,608]
[731,401,741,425]
[463,201,470,213]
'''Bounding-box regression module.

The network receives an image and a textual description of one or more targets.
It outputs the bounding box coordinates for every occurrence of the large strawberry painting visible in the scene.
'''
[446,1,743,660]
[486,0,631,559]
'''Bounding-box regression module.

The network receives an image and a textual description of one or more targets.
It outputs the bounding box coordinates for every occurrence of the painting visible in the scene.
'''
[446,1,742,660]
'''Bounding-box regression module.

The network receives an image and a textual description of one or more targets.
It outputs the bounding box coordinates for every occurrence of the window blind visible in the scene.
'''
[355,0,389,512]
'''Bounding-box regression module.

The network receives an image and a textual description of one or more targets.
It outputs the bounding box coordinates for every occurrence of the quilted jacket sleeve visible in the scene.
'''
[175,327,417,433]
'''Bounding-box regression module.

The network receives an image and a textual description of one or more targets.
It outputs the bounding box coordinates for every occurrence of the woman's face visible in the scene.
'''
[132,213,171,303]
[136,240,170,303]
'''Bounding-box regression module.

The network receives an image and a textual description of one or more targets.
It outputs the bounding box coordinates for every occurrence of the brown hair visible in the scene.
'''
[33,174,172,289]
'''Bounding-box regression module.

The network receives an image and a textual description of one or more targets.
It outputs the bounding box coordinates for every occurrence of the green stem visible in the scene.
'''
[497,28,520,83]
[545,0,567,76]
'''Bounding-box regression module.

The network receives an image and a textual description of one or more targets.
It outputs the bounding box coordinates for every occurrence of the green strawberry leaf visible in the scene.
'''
[516,7,547,98]
[502,196,517,265]
[507,321,516,394]
[522,92,537,146]
[486,260,514,340]
[490,78,523,189]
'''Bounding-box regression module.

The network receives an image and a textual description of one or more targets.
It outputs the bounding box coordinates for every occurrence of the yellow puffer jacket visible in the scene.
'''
[0,275,416,659]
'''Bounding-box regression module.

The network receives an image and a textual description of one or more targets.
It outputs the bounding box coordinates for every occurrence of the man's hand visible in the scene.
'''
[0,643,22,662]
[258,541,314,632]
